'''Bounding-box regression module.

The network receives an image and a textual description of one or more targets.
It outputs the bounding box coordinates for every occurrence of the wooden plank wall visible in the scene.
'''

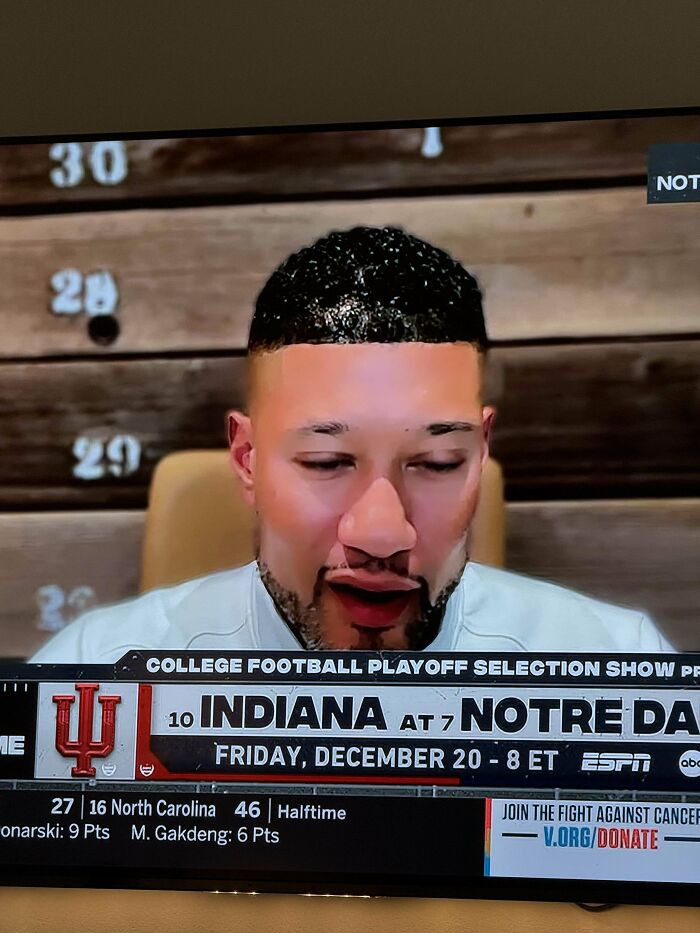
[1,117,699,657]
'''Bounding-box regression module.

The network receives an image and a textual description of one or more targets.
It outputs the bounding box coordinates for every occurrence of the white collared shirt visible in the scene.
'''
[30,561,673,664]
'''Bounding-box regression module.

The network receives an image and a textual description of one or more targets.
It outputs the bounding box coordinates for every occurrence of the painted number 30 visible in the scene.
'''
[49,141,129,188]
[72,435,142,481]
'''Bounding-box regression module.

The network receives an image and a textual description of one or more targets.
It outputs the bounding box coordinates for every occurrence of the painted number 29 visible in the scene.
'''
[50,269,119,316]
[72,435,142,480]
[49,141,128,188]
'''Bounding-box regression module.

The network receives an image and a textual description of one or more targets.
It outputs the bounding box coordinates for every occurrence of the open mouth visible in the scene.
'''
[327,581,416,629]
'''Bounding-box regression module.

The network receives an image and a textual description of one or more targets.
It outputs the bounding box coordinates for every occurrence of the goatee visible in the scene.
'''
[256,560,465,651]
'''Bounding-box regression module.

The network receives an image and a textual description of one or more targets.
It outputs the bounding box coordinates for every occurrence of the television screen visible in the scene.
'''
[0,113,699,905]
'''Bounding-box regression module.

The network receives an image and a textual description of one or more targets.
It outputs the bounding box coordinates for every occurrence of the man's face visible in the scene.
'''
[229,341,494,650]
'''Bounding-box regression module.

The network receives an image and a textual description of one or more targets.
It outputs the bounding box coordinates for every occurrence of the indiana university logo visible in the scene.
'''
[53,683,121,777]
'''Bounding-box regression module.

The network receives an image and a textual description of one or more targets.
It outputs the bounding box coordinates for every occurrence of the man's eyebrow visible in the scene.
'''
[296,421,350,436]
[424,421,478,436]
[292,421,477,437]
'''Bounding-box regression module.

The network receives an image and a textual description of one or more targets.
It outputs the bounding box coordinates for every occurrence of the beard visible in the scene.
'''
[257,557,466,651]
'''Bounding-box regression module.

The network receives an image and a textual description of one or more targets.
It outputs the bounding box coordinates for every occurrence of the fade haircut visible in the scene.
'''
[249,225,489,352]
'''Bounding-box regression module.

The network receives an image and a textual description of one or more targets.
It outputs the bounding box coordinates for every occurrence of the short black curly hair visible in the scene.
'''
[249,225,488,352]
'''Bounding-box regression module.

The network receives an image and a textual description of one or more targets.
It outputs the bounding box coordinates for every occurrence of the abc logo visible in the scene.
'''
[679,751,700,777]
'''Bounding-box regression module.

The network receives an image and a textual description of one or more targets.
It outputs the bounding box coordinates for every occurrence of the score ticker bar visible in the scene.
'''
[0,651,699,896]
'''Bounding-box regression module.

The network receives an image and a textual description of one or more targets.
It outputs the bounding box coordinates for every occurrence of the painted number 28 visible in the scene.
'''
[49,141,129,188]
[50,269,119,316]
[36,585,96,632]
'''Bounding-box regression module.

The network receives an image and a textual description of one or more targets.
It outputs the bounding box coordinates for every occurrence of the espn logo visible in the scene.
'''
[581,751,651,773]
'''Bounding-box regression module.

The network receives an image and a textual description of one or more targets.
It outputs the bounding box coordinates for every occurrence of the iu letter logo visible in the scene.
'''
[53,683,121,777]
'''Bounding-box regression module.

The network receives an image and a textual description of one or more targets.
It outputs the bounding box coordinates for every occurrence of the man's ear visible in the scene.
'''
[227,410,256,505]
[481,405,497,467]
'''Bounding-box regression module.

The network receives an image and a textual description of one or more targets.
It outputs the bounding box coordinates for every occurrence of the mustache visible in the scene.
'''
[315,564,432,608]
[321,550,413,577]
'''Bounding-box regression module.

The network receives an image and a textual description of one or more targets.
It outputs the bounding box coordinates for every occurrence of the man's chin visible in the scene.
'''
[316,607,419,651]
[350,623,411,651]
[316,622,405,651]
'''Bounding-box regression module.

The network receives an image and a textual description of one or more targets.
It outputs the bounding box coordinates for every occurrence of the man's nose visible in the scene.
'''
[337,477,417,559]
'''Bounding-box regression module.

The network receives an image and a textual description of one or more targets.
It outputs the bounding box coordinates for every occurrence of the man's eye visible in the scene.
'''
[294,458,464,473]
[410,460,465,473]
[296,458,354,472]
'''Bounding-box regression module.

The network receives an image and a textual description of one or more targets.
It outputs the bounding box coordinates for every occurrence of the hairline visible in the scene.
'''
[244,340,489,412]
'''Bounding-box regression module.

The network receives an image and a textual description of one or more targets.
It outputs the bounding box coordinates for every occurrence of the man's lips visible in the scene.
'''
[324,569,420,592]
[325,572,419,629]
